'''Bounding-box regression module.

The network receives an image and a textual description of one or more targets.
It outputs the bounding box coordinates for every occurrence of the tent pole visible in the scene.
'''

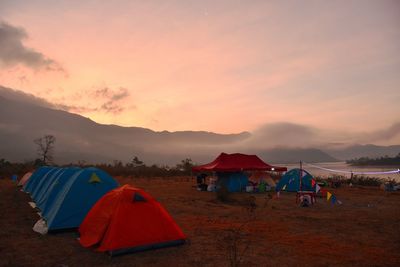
[299,161,303,192]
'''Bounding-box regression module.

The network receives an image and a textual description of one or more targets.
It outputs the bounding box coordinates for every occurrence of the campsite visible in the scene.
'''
[1,1,400,266]
[1,166,400,266]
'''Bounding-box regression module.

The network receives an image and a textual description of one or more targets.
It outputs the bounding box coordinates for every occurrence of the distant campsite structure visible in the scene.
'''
[192,152,287,192]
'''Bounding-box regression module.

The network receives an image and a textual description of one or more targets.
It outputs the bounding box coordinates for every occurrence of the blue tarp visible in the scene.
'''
[216,172,248,192]
[43,167,118,231]
[275,168,315,192]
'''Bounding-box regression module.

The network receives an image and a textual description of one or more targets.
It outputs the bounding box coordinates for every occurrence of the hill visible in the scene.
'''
[0,90,339,164]
[3,85,399,165]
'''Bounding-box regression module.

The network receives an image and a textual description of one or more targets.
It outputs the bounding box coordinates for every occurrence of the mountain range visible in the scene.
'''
[0,85,399,166]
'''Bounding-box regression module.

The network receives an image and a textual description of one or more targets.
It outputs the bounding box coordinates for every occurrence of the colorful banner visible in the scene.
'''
[326,191,342,205]
[326,191,332,201]
[315,184,321,193]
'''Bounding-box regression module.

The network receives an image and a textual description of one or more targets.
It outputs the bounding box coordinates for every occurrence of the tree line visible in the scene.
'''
[0,157,195,178]
[346,153,400,166]
[0,134,195,178]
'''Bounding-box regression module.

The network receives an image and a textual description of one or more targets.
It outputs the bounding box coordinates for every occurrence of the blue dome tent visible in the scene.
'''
[40,167,118,231]
[23,166,54,194]
[36,167,81,212]
[31,168,62,201]
[275,168,315,192]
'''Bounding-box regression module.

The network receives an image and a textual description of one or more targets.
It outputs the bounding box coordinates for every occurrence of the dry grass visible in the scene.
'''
[0,176,399,267]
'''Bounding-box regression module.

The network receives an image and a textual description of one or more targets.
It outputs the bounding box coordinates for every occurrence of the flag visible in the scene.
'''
[327,192,332,201]
[311,179,316,187]
[331,195,337,204]
[315,184,321,193]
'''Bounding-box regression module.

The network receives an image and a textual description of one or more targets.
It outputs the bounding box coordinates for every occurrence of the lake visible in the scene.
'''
[282,162,400,181]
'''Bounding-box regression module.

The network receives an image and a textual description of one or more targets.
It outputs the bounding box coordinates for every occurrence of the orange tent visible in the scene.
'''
[79,184,186,256]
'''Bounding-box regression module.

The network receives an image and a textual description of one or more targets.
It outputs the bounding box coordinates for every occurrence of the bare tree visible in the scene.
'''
[34,135,56,164]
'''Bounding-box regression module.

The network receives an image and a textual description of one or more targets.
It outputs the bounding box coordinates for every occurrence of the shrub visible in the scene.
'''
[347,175,384,186]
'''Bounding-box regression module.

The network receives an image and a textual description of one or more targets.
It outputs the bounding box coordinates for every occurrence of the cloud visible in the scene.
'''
[92,87,131,114]
[53,103,97,113]
[358,122,400,144]
[52,86,131,115]
[0,85,54,108]
[0,20,64,72]
[243,122,321,148]
[100,101,124,114]
[93,87,129,100]
[0,85,132,115]
[242,121,400,149]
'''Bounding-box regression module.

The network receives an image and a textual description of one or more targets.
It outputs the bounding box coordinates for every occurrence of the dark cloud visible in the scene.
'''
[56,86,131,115]
[0,21,64,72]
[92,86,130,114]
[93,87,109,98]
[0,85,54,108]
[93,87,129,100]
[0,84,132,115]
[100,101,124,114]
[54,103,98,113]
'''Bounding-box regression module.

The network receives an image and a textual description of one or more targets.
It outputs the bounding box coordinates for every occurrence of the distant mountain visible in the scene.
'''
[0,94,249,165]
[1,86,398,165]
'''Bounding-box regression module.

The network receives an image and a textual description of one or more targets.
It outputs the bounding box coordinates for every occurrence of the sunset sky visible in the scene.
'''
[0,0,399,134]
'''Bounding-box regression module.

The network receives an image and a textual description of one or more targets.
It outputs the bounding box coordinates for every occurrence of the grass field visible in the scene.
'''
[1,176,399,267]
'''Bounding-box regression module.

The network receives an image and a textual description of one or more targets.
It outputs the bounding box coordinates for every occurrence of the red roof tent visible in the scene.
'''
[192,153,287,172]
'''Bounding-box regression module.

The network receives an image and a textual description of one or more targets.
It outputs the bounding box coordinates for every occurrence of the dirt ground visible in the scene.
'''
[1,176,399,267]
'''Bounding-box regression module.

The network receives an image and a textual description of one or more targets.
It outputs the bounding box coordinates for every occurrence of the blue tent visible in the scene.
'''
[31,168,62,201]
[36,167,81,211]
[216,172,248,192]
[275,168,315,192]
[43,167,118,231]
[23,166,54,193]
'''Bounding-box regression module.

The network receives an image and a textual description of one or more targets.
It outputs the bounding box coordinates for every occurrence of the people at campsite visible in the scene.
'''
[196,173,208,191]
[207,178,217,192]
